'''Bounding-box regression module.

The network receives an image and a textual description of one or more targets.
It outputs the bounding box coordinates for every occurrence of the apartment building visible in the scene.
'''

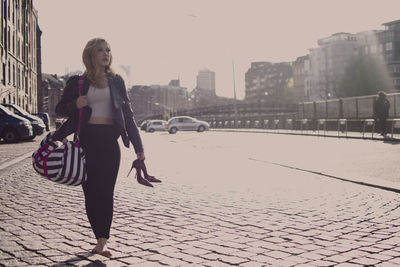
[196,68,216,93]
[245,61,293,104]
[0,0,41,112]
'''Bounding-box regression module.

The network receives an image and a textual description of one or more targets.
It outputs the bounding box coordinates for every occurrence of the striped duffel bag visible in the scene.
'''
[32,132,87,186]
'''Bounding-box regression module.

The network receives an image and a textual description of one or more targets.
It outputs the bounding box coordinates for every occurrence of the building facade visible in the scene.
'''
[130,80,190,122]
[377,19,400,91]
[245,61,293,104]
[292,55,312,101]
[1,0,40,112]
[41,73,64,125]
[196,68,215,93]
[309,32,359,100]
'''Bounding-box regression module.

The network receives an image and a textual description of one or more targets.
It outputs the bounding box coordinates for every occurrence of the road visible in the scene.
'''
[0,130,400,266]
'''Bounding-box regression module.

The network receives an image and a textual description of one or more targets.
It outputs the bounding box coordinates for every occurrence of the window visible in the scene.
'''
[12,0,15,24]
[7,62,10,84]
[7,28,10,49]
[17,66,20,88]
[1,63,4,85]
[370,45,377,54]
[394,78,400,85]
[392,66,400,73]
[12,64,15,85]
[182,118,193,123]
[386,42,393,51]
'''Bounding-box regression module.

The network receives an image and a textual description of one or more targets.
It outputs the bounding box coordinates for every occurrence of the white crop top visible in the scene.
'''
[87,86,114,119]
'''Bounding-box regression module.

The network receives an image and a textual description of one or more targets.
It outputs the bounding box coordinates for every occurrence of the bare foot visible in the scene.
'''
[91,238,112,258]
[91,249,112,258]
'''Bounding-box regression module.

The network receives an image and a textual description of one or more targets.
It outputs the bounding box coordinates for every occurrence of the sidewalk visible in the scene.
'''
[211,128,400,141]
[1,132,400,266]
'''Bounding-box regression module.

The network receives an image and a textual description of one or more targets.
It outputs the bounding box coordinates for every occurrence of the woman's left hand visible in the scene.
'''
[136,152,145,160]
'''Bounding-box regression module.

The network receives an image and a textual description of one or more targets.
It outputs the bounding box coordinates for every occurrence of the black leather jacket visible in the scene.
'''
[54,75,144,153]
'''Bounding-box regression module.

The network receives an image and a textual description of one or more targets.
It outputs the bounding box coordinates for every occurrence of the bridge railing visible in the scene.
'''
[298,93,400,120]
[140,93,400,134]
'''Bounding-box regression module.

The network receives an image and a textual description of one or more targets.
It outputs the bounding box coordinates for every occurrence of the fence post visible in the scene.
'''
[372,96,377,117]
[313,101,317,130]
[339,98,343,118]
[356,98,359,119]
[326,100,329,118]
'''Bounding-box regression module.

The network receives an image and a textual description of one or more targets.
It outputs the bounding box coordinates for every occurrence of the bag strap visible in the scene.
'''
[75,75,84,146]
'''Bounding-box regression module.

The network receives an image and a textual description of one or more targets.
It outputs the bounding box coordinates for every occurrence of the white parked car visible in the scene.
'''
[166,116,209,134]
[146,120,167,132]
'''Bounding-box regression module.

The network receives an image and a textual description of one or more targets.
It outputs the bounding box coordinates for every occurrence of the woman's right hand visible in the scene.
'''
[76,96,88,109]
[136,152,145,160]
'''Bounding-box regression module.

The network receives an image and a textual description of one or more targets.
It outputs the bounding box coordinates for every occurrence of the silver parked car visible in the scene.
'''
[167,116,209,134]
[146,120,167,132]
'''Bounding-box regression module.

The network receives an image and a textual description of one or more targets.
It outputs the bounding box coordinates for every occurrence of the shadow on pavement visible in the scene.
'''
[383,138,400,145]
[50,252,107,267]
[81,261,107,267]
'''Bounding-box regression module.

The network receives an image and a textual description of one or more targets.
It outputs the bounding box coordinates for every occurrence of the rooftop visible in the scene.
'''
[382,19,400,26]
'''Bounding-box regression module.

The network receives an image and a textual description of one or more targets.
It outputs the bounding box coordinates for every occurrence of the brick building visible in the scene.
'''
[0,0,41,112]
[245,61,293,104]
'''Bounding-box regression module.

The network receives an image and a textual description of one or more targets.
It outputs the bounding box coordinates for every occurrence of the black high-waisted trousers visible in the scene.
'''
[80,124,121,239]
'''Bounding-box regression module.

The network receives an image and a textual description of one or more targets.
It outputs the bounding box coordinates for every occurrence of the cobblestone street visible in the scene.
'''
[1,132,400,266]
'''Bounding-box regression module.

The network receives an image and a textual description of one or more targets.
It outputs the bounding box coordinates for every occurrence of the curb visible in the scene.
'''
[210,128,400,142]
[0,151,32,171]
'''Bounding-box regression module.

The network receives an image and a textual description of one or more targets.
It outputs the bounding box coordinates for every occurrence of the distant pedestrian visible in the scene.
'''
[374,91,390,136]
[54,38,146,258]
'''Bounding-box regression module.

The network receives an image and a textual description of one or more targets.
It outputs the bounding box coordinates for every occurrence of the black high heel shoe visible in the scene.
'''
[139,160,162,183]
[127,159,153,187]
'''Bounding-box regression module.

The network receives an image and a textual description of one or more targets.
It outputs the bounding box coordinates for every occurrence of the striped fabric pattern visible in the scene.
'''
[32,132,87,186]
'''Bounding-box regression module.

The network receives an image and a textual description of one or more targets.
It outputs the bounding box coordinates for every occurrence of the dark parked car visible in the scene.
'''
[0,105,33,143]
[32,112,50,131]
[2,104,45,139]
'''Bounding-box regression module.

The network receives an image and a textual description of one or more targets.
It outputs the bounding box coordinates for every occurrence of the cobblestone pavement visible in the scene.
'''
[1,132,400,266]
[0,132,45,166]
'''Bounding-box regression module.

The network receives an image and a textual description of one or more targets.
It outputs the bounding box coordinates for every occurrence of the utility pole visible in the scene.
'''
[232,58,238,128]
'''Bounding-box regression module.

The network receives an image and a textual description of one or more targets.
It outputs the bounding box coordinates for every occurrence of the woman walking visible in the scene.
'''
[54,38,145,257]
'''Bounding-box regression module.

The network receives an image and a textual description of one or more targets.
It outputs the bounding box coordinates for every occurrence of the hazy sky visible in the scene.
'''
[34,0,400,99]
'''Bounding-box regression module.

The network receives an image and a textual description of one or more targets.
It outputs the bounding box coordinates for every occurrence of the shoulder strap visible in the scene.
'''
[75,76,84,145]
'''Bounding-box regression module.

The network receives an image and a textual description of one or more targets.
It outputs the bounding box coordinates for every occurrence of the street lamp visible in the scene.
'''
[232,58,239,128]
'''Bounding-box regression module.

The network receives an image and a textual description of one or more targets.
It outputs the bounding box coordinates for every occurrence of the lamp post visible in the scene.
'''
[232,58,239,128]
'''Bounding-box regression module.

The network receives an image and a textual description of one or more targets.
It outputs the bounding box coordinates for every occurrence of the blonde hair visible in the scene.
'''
[82,38,116,86]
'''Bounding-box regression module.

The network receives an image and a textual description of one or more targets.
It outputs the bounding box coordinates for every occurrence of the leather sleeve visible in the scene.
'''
[55,76,80,117]
[118,76,144,153]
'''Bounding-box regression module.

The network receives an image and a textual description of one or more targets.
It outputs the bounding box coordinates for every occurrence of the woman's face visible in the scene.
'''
[93,41,111,69]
